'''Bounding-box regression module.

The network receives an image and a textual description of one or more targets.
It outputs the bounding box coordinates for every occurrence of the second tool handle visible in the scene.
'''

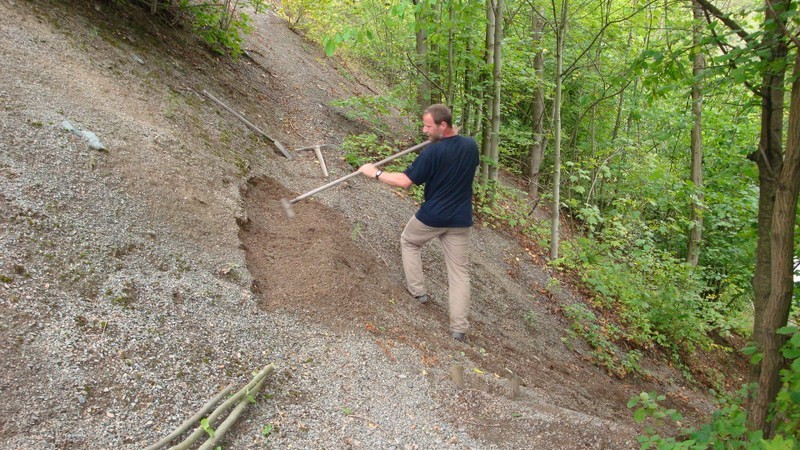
[289,140,431,204]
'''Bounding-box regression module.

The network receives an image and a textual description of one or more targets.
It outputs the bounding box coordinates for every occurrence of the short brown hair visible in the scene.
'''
[424,104,453,127]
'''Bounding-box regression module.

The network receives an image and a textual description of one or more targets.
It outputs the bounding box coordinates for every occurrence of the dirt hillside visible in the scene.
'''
[0,1,726,448]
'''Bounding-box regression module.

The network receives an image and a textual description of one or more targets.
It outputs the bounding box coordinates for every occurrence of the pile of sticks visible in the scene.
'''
[145,364,275,450]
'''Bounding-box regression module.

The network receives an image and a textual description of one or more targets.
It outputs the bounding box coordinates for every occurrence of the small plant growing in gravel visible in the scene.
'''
[523,310,537,331]
[545,277,561,298]
[200,417,215,437]
[351,222,363,241]
[262,423,274,438]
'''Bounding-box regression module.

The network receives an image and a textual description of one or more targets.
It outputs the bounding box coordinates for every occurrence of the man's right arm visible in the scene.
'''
[358,163,413,189]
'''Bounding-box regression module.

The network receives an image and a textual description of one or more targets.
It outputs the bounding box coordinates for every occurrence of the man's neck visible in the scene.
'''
[442,127,458,138]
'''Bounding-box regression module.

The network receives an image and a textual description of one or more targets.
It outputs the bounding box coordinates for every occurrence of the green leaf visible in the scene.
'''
[633,407,648,423]
[324,38,337,57]
[200,417,216,437]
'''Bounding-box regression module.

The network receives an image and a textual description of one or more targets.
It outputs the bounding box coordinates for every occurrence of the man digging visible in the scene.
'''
[358,104,480,342]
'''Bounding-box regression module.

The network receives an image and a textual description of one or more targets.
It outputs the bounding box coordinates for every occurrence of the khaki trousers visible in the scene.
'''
[401,215,471,333]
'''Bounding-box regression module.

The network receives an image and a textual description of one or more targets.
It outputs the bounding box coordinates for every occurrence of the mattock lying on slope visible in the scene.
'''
[201,89,292,160]
[295,144,333,177]
[281,140,431,218]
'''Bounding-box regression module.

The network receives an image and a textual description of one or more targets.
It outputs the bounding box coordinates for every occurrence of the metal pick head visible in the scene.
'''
[281,198,295,218]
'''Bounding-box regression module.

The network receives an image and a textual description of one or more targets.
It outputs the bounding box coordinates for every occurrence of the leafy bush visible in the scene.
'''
[563,303,643,377]
[340,133,418,171]
[176,0,266,56]
[629,327,800,447]
[556,210,714,358]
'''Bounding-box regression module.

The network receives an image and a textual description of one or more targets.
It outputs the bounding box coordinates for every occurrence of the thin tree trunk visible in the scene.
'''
[551,0,567,260]
[528,14,546,198]
[480,0,496,184]
[462,40,474,135]
[686,0,705,266]
[487,0,504,186]
[414,0,430,110]
[447,0,455,106]
[611,28,633,141]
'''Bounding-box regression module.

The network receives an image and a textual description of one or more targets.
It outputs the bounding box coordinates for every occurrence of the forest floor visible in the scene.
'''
[0,1,748,448]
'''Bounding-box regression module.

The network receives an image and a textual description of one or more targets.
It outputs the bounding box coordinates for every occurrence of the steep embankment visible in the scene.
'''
[0,1,714,448]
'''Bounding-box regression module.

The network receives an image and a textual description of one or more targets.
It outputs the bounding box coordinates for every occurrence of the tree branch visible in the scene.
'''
[562,0,660,78]
[700,6,761,96]
[693,0,751,43]
[765,0,800,49]
[405,52,448,101]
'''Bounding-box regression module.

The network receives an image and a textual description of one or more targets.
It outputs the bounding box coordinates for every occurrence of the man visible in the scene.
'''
[358,104,480,342]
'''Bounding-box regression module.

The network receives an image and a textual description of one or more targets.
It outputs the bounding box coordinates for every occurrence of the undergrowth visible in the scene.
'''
[125,0,266,57]
[628,326,800,447]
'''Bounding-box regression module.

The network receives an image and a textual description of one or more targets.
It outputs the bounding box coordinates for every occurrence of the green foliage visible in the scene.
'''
[523,309,537,331]
[562,303,642,377]
[557,214,713,359]
[330,94,413,136]
[200,417,215,437]
[341,133,411,171]
[177,0,266,57]
[473,182,548,237]
[774,326,800,437]
[629,328,800,447]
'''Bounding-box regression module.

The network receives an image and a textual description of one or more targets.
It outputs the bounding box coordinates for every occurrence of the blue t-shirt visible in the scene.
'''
[403,135,480,227]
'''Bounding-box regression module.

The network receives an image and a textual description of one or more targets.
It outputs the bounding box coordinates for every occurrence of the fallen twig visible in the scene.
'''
[374,338,397,362]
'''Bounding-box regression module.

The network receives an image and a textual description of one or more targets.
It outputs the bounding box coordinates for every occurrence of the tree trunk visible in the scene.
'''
[686,0,705,266]
[480,0,496,184]
[551,0,567,260]
[414,0,430,110]
[611,29,632,141]
[487,0,503,187]
[750,52,800,438]
[528,15,546,199]
[462,39,474,135]
[745,0,790,433]
[446,0,454,107]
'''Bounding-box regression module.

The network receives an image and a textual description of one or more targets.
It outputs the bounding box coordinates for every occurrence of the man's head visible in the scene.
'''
[422,104,453,141]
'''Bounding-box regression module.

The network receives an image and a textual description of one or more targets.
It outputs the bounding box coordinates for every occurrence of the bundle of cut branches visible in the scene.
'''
[144,363,275,450]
